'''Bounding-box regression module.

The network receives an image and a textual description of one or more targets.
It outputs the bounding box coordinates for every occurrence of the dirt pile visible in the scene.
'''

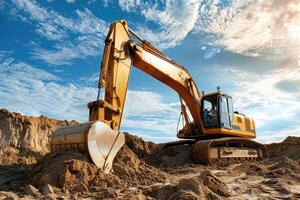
[29,133,233,199]
[210,157,300,199]
[266,136,300,160]
[0,146,38,166]
[123,132,156,158]
[0,109,300,199]
[29,134,168,198]
[146,144,194,168]
[283,136,300,144]
[142,168,233,200]
[229,157,300,179]
[0,109,78,154]
[267,156,300,182]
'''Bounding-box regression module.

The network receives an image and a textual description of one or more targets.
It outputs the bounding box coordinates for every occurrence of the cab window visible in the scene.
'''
[220,96,234,129]
[202,95,219,128]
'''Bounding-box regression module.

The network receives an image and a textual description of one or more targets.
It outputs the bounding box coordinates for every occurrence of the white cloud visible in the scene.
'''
[119,0,200,49]
[0,0,5,10]
[13,1,107,40]
[89,0,96,5]
[0,56,96,121]
[78,72,99,86]
[31,45,79,66]
[78,74,181,138]
[118,0,141,12]
[122,90,180,136]
[0,55,181,140]
[35,22,65,40]
[195,0,300,60]
[124,90,179,117]
[31,33,105,65]
[256,126,300,144]
[13,0,48,21]
[126,130,177,143]
[122,118,177,135]
[11,0,108,65]
[0,50,14,59]
[0,57,58,81]
[222,67,300,135]
[78,71,182,137]
[203,64,300,143]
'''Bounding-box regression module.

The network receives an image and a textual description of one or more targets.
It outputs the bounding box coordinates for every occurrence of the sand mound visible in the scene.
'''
[267,137,300,160]
[266,157,300,182]
[145,144,194,168]
[31,135,168,194]
[143,170,232,199]
[0,146,39,166]
[1,109,300,199]
[283,136,300,144]
[269,156,300,173]
[123,133,156,158]
[0,109,78,154]
[30,134,234,199]
[231,161,270,176]
[143,177,206,199]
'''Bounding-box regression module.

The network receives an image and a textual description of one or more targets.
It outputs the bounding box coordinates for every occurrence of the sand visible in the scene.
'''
[0,108,78,154]
[0,109,300,199]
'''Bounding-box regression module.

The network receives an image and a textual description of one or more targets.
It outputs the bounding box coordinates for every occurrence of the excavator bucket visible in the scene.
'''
[50,121,125,173]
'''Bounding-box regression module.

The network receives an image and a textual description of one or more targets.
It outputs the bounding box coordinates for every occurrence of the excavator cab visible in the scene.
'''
[201,92,234,129]
[200,92,256,139]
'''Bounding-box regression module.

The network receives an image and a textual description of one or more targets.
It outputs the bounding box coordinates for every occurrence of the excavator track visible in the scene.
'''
[192,137,268,164]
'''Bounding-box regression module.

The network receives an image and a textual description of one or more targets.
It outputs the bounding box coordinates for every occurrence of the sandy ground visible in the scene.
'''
[0,109,300,199]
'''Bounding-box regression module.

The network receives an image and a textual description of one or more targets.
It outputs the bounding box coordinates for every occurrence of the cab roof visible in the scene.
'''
[202,91,232,98]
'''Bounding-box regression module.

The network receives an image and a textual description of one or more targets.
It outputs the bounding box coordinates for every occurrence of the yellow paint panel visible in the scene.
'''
[203,113,256,139]
[204,128,256,138]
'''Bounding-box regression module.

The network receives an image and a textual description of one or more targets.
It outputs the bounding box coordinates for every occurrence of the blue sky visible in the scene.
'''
[1,0,300,143]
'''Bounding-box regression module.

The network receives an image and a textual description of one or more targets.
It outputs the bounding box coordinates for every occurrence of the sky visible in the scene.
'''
[1,0,300,143]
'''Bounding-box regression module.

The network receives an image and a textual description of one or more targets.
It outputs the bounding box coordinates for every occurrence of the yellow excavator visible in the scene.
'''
[51,20,267,173]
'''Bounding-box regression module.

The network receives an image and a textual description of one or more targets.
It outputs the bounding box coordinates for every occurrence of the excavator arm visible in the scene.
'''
[88,20,202,134]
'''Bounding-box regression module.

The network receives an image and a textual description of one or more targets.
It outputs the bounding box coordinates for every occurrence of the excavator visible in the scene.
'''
[51,20,267,173]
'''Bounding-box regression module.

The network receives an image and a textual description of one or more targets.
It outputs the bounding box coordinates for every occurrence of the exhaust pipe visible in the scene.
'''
[51,121,125,173]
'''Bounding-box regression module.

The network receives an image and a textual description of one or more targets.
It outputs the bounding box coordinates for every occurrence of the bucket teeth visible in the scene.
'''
[51,121,125,173]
